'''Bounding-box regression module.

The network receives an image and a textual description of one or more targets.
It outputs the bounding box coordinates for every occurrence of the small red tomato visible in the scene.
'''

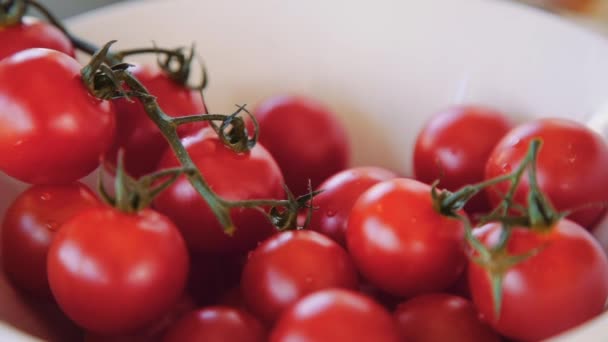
[469,220,608,341]
[254,95,350,195]
[270,289,400,342]
[414,105,512,214]
[1,182,100,297]
[0,48,116,184]
[47,207,189,334]
[241,230,358,324]
[154,127,284,255]
[163,307,266,342]
[105,65,207,178]
[394,294,501,342]
[85,295,196,342]
[0,17,74,61]
[485,118,608,229]
[347,178,466,297]
[308,166,396,246]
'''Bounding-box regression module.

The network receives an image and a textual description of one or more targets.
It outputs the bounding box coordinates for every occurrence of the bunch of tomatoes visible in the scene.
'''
[2,3,608,342]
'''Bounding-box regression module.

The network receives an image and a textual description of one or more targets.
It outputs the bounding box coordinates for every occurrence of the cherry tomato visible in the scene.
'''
[270,289,400,342]
[154,127,284,255]
[254,95,350,196]
[468,220,608,341]
[0,48,116,184]
[485,118,608,229]
[163,307,266,342]
[105,65,207,178]
[0,17,74,61]
[1,182,99,297]
[241,230,358,324]
[308,166,396,246]
[414,105,512,214]
[85,295,196,342]
[47,207,189,334]
[346,178,466,297]
[394,294,501,342]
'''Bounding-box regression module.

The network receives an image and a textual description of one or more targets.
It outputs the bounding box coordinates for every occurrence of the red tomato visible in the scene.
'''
[105,65,207,178]
[47,207,189,334]
[468,220,608,341]
[163,307,266,342]
[485,118,608,229]
[414,105,512,214]
[394,294,501,342]
[346,178,466,297]
[0,17,74,61]
[0,48,116,184]
[85,295,196,342]
[154,127,284,255]
[308,166,396,246]
[270,289,400,342]
[241,230,358,324]
[1,182,99,297]
[254,95,350,195]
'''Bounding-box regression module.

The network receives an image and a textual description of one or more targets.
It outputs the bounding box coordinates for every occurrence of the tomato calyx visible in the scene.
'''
[99,151,195,213]
[0,0,26,27]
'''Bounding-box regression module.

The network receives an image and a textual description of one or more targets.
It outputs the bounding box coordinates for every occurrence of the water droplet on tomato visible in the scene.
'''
[326,210,336,217]
[45,221,58,231]
[40,192,51,201]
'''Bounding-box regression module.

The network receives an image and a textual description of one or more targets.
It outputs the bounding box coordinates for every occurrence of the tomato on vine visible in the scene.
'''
[153,127,285,255]
[0,17,74,61]
[105,65,207,178]
[1,182,100,297]
[0,48,116,184]
[47,207,189,334]
[468,220,608,341]
[485,118,608,229]
[414,105,512,214]
[346,178,466,297]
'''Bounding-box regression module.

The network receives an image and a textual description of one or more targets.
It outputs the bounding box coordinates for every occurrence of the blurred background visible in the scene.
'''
[42,0,608,35]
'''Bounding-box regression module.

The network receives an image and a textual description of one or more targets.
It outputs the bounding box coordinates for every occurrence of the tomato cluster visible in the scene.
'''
[2,6,608,342]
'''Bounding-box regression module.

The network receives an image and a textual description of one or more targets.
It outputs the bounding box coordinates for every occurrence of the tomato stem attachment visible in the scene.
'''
[0,0,26,27]
[80,41,314,233]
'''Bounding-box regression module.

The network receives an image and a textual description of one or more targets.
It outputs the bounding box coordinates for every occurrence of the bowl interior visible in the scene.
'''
[2,0,608,340]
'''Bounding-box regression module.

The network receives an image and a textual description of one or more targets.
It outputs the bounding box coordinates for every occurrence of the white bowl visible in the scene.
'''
[2,0,608,340]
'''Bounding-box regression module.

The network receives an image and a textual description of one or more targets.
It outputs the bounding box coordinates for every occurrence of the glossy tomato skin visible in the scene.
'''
[270,289,400,342]
[469,221,608,341]
[485,118,608,229]
[241,230,359,324]
[47,207,189,334]
[1,182,100,297]
[347,178,466,297]
[0,17,74,61]
[414,105,512,214]
[394,294,501,342]
[154,128,284,255]
[105,65,207,178]
[254,95,350,196]
[0,48,116,184]
[308,166,396,246]
[85,295,196,342]
[163,307,266,342]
